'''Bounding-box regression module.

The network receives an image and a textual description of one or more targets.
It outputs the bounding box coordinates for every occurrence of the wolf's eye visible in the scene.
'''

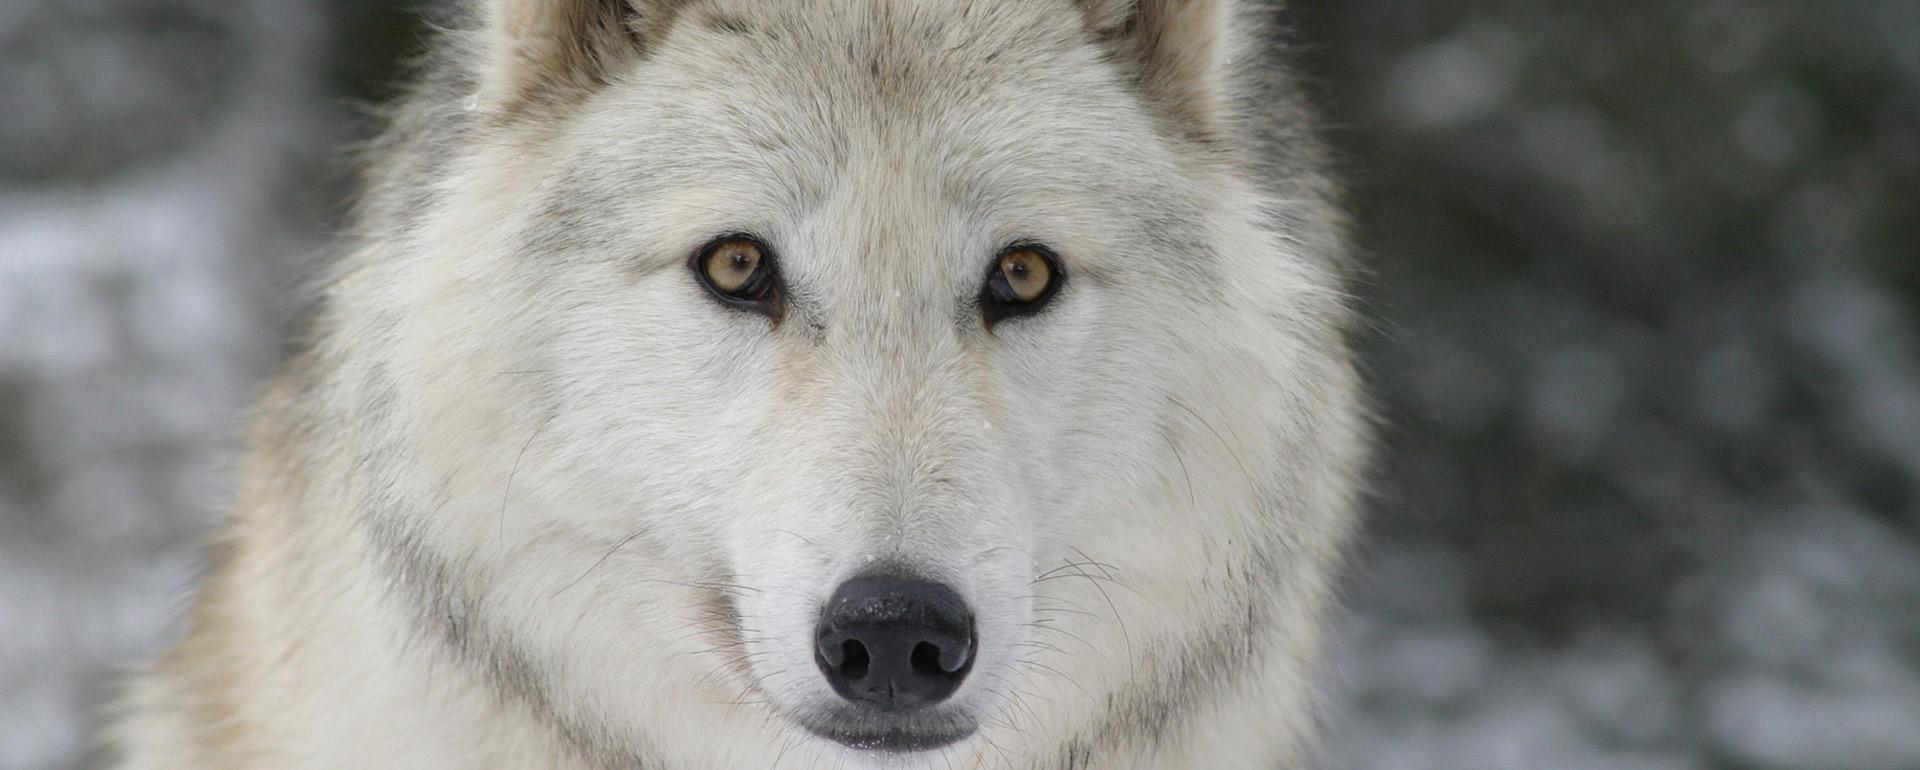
[693,235,782,318]
[980,244,1064,326]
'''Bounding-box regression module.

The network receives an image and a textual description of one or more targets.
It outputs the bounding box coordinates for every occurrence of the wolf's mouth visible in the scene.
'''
[799,717,976,752]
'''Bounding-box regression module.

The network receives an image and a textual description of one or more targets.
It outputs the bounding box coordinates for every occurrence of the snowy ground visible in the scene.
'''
[3,2,1918,769]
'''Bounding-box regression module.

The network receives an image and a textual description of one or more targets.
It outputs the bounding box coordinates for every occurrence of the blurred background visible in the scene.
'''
[2,1,1917,768]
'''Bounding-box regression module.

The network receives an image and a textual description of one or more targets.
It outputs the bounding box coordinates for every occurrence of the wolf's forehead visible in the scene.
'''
[549,0,1198,279]
[686,0,1088,62]
[659,0,1107,132]
[626,0,1162,199]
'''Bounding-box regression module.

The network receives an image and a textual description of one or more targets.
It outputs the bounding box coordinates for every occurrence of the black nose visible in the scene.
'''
[814,574,975,711]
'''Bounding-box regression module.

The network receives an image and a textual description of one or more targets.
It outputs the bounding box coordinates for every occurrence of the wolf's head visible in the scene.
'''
[338,0,1364,766]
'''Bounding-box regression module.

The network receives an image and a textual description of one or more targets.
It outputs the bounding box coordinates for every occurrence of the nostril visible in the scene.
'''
[911,637,975,675]
[838,640,870,678]
[910,641,942,676]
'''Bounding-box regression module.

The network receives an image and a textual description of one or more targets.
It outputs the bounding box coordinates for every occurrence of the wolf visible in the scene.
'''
[110,0,1366,767]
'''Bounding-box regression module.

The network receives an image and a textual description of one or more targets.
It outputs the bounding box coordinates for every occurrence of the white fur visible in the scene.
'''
[113,1,1367,768]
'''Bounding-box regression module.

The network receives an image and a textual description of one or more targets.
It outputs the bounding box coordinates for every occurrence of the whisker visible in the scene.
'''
[550,528,648,598]
[498,414,556,542]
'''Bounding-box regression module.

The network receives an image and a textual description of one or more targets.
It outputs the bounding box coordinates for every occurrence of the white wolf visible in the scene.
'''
[112,1,1367,767]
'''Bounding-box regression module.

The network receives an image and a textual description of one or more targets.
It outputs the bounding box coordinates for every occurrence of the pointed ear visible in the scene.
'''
[477,0,683,116]
[1075,0,1240,142]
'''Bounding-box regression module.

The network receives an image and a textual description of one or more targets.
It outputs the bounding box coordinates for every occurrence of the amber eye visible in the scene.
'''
[692,235,782,317]
[980,243,1063,325]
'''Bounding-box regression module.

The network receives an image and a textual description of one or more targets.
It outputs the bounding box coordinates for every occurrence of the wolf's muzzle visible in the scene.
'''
[814,573,975,712]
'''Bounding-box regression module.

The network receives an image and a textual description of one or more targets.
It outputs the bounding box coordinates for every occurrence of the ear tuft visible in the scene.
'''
[1074,0,1238,143]
[478,0,683,117]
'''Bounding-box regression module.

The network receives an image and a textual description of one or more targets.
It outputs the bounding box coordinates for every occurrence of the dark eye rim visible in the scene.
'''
[690,233,784,320]
[980,241,1065,327]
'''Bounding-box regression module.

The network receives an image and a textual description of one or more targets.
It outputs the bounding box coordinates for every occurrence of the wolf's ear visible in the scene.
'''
[1075,0,1240,142]
[477,0,682,116]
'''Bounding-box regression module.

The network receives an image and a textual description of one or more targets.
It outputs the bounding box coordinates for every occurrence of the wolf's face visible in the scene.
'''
[364,0,1361,766]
